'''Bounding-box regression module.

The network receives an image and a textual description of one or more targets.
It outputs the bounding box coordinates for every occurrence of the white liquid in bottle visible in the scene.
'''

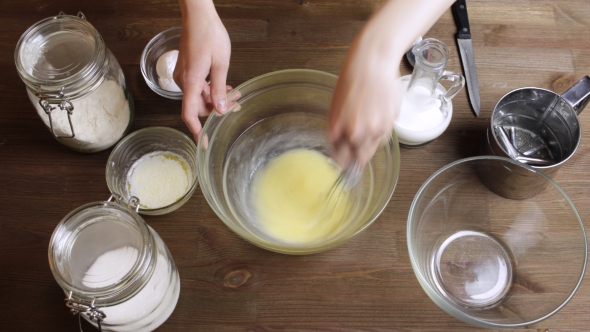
[393,77,452,146]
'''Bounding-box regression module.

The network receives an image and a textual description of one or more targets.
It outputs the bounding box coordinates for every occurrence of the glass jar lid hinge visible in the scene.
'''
[65,291,105,332]
[128,196,140,212]
[58,11,86,20]
[37,86,75,139]
[107,193,141,212]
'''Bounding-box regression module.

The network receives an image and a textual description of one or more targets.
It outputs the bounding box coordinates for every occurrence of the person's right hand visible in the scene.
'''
[328,0,456,168]
[329,4,406,169]
[174,0,232,141]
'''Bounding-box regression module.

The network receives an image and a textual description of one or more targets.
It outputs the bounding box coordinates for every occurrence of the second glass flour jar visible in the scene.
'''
[15,12,134,153]
[49,194,180,331]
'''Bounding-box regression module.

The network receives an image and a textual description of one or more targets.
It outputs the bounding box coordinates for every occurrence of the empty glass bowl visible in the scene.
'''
[106,127,198,215]
[197,69,400,254]
[141,27,182,99]
[407,156,587,327]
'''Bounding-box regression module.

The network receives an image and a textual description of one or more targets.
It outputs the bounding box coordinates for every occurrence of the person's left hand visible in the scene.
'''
[173,0,234,141]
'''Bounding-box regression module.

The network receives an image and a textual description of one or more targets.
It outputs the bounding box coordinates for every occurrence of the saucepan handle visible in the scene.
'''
[561,75,590,115]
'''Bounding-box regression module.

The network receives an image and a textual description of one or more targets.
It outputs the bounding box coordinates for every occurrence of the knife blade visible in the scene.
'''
[452,0,480,116]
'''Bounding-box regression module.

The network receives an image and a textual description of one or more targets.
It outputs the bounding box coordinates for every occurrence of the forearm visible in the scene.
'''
[178,0,217,21]
[363,0,456,62]
[328,0,455,166]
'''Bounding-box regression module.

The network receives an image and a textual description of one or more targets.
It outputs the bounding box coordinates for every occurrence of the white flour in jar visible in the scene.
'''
[82,245,180,332]
[27,80,130,152]
[126,151,192,209]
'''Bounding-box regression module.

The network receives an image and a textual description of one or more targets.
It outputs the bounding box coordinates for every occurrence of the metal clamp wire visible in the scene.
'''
[65,291,105,332]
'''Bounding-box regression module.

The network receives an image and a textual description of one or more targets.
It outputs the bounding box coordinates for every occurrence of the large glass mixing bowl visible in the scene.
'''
[197,69,400,254]
[407,156,587,327]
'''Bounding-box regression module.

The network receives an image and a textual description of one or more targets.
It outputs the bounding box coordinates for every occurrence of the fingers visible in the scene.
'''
[332,139,353,169]
[201,83,211,107]
[329,96,390,169]
[329,60,399,170]
[174,3,232,142]
[181,88,205,141]
[333,129,382,169]
[329,79,363,168]
[202,85,235,113]
[209,60,230,115]
[354,137,381,167]
[181,78,206,140]
[226,88,241,112]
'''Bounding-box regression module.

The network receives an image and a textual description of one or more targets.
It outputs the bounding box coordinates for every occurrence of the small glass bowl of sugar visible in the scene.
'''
[106,127,198,215]
[141,27,183,99]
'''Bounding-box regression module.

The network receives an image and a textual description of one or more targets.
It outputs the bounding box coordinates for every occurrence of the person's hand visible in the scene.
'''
[329,16,404,168]
[329,0,455,168]
[174,0,232,140]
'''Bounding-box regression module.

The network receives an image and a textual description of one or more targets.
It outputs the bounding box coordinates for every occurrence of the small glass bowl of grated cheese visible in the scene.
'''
[106,127,198,215]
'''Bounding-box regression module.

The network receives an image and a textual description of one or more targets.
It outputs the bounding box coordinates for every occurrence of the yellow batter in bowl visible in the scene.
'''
[251,149,350,244]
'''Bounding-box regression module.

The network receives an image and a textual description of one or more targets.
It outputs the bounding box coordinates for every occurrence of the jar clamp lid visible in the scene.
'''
[15,11,109,139]
[49,193,154,332]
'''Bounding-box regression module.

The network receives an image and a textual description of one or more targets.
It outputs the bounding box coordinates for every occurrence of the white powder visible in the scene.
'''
[126,151,192,209]
[83,246,139,288]
[82,245,180,332]
[156,50,178,79]
[156,50,181,92]
[158,77,181,92]
[28,80,130,152]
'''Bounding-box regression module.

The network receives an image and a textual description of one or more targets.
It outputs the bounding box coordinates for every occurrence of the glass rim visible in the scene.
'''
[48,201,157,305]
[406,155,588,327]
[490,87,582,169]
[106,126,199,214]
[15,14,107,96]
[200,69,339,143]
[140,27,183,100]
[412,38,449,70]
[196,69,401,254]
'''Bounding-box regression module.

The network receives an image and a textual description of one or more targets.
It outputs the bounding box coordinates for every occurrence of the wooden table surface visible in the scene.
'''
[2,0,590,331]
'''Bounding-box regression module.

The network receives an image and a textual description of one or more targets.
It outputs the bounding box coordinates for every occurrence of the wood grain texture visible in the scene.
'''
[1,0,590,331]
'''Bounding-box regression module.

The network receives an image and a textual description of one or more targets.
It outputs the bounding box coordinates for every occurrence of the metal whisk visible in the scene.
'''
[329,158,363,194]
[320,157,363,220]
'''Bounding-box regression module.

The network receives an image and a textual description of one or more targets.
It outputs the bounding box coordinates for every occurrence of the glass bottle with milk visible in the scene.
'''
[394,38,464,147]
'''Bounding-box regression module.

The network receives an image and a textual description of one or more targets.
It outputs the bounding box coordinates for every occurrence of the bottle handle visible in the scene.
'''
[438,71,465,115]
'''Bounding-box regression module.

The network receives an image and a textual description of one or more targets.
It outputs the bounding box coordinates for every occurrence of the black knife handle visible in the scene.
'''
[452,0,471,39]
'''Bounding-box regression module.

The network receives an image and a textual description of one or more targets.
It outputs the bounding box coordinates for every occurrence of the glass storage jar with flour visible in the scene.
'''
[48,194,180,332]
[15,12,133,152]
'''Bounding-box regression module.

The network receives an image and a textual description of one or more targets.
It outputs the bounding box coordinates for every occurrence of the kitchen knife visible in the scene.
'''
[452,0,480,116]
